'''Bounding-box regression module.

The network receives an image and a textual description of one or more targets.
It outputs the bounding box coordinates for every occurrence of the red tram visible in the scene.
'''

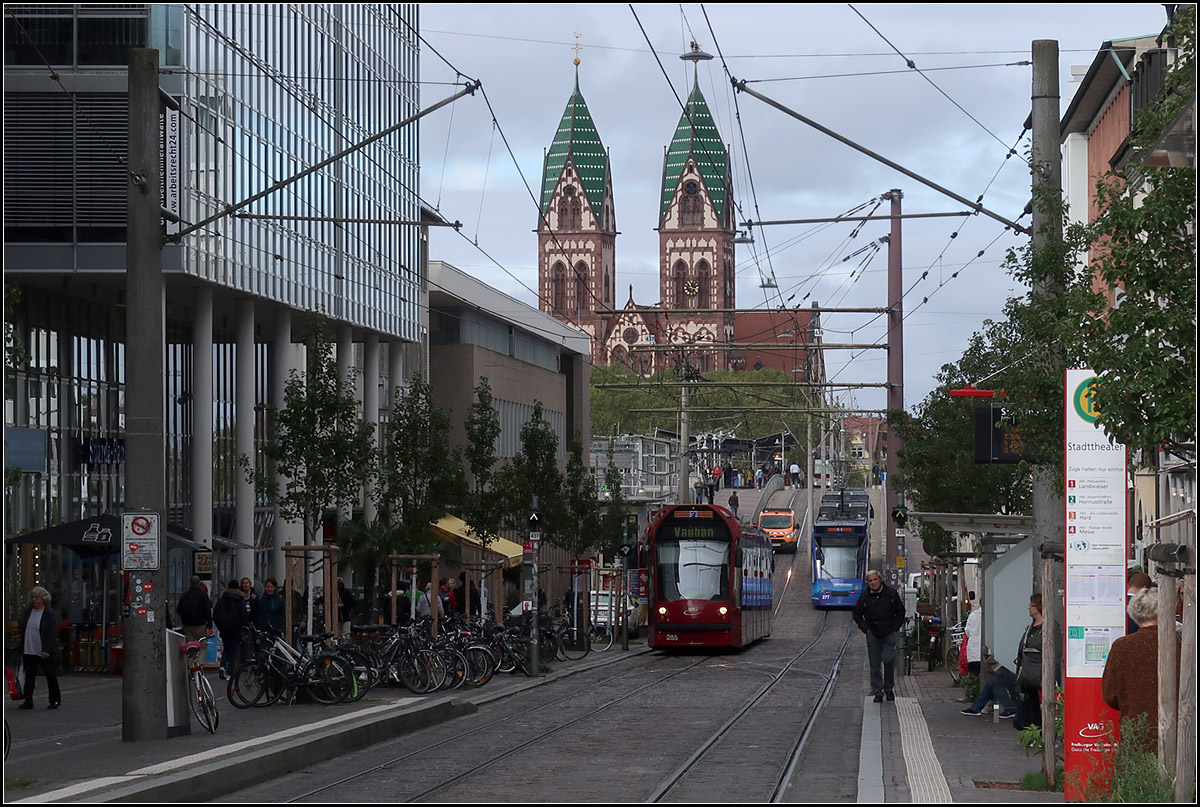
[646,504,773,649]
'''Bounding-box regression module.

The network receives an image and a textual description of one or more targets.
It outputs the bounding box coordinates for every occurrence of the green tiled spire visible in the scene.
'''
[660,74,729,223]
[541,71,609,217]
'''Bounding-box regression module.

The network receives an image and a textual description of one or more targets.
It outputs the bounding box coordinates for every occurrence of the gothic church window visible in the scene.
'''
[681,180,702,227]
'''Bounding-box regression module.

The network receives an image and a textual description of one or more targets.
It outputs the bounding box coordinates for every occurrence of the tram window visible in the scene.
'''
[656,540,729,601]
[818,544,860,579]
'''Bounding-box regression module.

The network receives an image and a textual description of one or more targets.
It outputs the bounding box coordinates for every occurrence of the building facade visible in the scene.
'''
[4,4,423,624]
[537,63,744,376]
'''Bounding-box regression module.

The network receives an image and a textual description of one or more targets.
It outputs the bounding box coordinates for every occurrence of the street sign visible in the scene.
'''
[122,512,161,571]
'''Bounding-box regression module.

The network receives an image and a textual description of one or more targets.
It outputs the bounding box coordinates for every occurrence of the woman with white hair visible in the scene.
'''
[19,586,62,710]
[1101,587,1180,753]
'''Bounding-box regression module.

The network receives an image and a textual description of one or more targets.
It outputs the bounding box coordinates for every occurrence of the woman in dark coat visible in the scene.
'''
[212,580,246,680]
[19,585,62,709]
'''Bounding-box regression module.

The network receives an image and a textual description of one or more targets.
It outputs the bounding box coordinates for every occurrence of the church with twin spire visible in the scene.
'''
[536,54,741,376]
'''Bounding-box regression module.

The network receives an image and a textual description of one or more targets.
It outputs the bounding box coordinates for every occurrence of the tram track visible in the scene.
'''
[644,610,856,803]
[265,527,844,804]
[281,654,715,803]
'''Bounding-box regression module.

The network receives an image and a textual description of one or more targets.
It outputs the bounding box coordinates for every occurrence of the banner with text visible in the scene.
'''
[1063,369,1127,798]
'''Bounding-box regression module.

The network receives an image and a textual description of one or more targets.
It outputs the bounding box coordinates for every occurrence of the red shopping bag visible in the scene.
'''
[7,666,23,700]
[958,635,970,676]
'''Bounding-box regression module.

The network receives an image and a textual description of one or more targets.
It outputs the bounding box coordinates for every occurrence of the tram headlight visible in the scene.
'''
[718,606,728,616]
[658,606,667,616]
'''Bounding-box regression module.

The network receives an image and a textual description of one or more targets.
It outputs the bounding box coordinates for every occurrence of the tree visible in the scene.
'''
[376,374,464,556]
[891,325,1034,553]
[254,314,374,548]
[497,402,564,538]
[461,377,503,546]
[557,439,602,559]
[596,443,632,557]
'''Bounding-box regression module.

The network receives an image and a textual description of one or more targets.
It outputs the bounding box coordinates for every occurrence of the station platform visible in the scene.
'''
[4,637,1062,803]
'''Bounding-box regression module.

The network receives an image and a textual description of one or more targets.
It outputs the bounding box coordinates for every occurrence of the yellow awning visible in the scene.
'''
[431,515,524,568]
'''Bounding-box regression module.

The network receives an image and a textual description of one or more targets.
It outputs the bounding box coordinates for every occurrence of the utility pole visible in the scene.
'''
[676,383,690,504]
[885,189,904,581]
[1031,39,1063,789]
[124,48,168,741]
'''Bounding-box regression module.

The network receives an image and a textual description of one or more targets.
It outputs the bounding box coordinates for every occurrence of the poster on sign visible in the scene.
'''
[1063,369,1127,799]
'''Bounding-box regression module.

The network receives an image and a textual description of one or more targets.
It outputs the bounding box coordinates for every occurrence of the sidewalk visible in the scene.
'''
[884,661,1065,803]
[4,641,1064,803]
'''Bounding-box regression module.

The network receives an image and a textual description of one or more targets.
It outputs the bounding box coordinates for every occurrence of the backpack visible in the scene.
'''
[212,593,241,633]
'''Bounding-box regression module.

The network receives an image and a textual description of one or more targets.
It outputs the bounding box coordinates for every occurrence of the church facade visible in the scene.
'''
[537,68,740,376]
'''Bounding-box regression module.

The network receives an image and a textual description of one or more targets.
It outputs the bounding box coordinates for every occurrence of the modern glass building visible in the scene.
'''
[4,4,424,631]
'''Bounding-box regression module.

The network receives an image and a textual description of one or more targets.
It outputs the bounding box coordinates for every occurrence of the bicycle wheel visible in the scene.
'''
[560,627,591,660]
[946,641,963,684]
[396,652,432,694]
[190,673,219,733]
[418,649,447,691]
[228,662,266,708]
[304,654,353,705]
[465,644,496,687]
[588,623,614,653]
[340,648,373,702]
[495,641,517,674]
[444,649,470,690]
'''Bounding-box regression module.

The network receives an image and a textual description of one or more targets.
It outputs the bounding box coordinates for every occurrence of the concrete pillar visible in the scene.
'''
[363,333,380,524]
[271,308,294,583]
[192,286,214,550]
[236,297,256,577]
[388,339,407,400]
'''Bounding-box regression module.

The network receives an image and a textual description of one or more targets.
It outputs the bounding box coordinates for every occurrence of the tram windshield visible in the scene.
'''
[814,535,864,580]
[656,539,730,601]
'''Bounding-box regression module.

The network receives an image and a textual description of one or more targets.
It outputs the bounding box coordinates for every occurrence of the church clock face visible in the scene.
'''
[622,327,639,345]
[683,279,700,296]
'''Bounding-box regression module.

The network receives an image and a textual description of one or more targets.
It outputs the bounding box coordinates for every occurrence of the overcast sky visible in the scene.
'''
[415,3,1171,412]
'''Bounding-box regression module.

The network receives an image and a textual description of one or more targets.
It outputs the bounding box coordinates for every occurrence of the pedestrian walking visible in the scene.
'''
[18,586,61,710]
[252,578,286,634]
[789,462,801,488]
[755,466,764,489]
[853,570,905,702]
[213,580,246,681]
[240,576,257,621]
[728,490,739,519]
[337,577,357,630]
[177,576,214,644]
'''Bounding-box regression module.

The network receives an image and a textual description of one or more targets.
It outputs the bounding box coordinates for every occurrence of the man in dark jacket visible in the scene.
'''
[853,569,905,702]
[176,576,213,643]
[212,580,246,680]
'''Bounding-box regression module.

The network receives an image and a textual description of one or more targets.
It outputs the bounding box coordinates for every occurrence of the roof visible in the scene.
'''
[541,70,609,216]
[660,74,729,223]
[1060,36,1159,137]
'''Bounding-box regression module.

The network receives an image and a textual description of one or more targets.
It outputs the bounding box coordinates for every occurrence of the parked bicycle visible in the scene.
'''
[228,628,355,708]
[180,637,218,733]
[944,620,966,684]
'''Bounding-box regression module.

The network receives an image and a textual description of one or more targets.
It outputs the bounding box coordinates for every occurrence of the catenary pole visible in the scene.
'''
[1031,39,1063,788]
[124,48,168,741]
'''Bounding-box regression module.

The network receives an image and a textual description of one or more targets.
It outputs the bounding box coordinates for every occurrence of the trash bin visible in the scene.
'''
[166,629,192,737]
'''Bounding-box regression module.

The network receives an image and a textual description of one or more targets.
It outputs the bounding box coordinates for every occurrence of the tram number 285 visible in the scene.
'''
[664,634,679,642]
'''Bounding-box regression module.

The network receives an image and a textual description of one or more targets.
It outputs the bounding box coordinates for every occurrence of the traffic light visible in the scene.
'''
[892,505,908,526]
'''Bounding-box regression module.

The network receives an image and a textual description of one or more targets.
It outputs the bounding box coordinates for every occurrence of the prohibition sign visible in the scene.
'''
[130,515,152,536]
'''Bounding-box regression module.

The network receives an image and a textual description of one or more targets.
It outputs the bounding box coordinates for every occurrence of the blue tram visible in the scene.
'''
[811,488,871,607]
[647,504,773,649]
